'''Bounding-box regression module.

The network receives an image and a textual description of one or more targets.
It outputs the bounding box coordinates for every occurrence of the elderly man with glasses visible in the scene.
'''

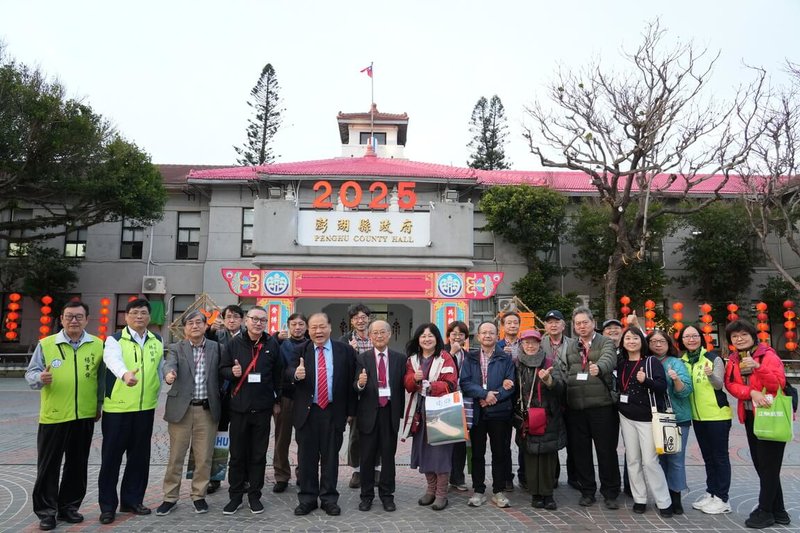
[219,306,283,516]
[155,310,222,516]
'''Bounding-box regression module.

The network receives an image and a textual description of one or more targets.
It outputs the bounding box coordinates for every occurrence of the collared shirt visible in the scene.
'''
[480,347,494,386]
[103,327,163,379]
[373,347,390,387]
[351,332,373,353]
[313,339,334,405]
[25,329,89,389]
[191,340,207,400]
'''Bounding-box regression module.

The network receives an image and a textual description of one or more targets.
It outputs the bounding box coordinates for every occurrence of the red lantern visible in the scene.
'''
[9,293,21,302]
[786,341,798,351]
[785,330,796,340]
[785,310,796,319]
[6,322,18,331]
[727,314,738,322]
[6,311,19,321]
[673,321,684,331]
[727,303,739,313]
[702,324,713,333]
[700,303,712,314]
[784,300,795,309]
[39,316,50,324]
[100,308,109,315]
[756,302,768,312]
[758,331,770,341]
[673,312,683,322]
[41,295,53,305]
[8,303,20,311]
[757,322,769,332]
[100,297,111,306]
[40,306,51,315]
[39,326,50,335]
[98,325,108,334]
[644,310,656,320]
[99,316,109,325]
[784,320,796,330]
[701,315,713,324]
[4,331,17,340]
[620,306,631,316]
[620,296,631,305]
[645,299,655,308]
[672,302,683,311]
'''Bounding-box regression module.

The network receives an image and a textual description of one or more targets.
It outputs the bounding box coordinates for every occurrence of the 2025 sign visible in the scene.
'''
[312,180,417,210]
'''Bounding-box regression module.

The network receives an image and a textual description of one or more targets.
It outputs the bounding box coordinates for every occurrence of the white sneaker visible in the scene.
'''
[692,492,713,510]
[468,493,487,507]
[701,495,731,514]
[492,492,510,508]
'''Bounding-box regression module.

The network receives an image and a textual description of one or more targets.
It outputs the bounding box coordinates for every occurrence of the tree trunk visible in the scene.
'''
[604,253,623,320]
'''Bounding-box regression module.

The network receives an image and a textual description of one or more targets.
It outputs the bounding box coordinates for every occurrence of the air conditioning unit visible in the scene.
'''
[468,318,483,335]
[142,275,167,294]
[497,297,516,313]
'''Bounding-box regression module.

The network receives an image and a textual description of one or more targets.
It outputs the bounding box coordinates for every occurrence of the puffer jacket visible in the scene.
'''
[724,343,786,424]
[562,333,617,410]
[514,349,566,454]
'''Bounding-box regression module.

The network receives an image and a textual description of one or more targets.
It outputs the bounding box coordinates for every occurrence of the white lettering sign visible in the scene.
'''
[298,211,430,247]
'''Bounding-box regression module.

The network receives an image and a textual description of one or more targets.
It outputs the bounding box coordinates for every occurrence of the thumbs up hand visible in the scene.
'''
[165,369,177,385]
[626,310,640,330]
[123,368,139,386]
[538,366,554,385]
[637,367,646,383]
[40,364,53,385]
[232,359,242,378]
[295,357,306,381]
[358,367,368,388]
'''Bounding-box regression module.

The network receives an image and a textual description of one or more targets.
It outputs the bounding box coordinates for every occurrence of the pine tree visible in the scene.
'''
[467,95,510,170]
[234,63,284,165]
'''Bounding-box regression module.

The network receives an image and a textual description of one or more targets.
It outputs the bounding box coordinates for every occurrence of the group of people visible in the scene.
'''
[24,299,791,530]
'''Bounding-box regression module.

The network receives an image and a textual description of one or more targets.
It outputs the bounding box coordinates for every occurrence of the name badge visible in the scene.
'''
[482,383,488,390]
[619,394,629,404]
[378,386,391,398]
[576,373,589,381]
[248,373,261,383]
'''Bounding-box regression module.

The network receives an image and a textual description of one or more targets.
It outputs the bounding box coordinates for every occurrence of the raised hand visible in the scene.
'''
[165,369,177,385]
[232,359,242,378]
[295,357,306,380]
[538,366,554,385]
[588,362,599,377]
[636,367,646,383]
[123,368,139,386]
[40,364,52,385]
[358,367,367,388]
[667,368,678,381]
[414,368,424,382]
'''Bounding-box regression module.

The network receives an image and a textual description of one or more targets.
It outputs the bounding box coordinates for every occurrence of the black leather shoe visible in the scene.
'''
[98,511,115,524]
[382,499,396,512]
[57,509,84,523]
[119,503,151,515]
[207,480,220,494]
[273,481,289,493]
[294,503,317,516]
[578,495,595,507]
[358,499,372,511]
[322,503,341,516]
[774,510,791,525]
[39,516,56,531]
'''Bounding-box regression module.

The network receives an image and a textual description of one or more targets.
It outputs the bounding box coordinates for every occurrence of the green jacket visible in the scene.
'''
[103,328,163,413]
[561,333,617,410]
[682,349,732,422]
[30,332,104,424]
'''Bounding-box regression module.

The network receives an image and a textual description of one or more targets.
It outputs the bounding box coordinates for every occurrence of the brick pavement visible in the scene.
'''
[1,378,798,532]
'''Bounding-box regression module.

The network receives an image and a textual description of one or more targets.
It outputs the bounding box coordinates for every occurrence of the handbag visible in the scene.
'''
[424,391,469,446]
[646,357,682,455]
[753,387,794,442]
[520,368,547,437]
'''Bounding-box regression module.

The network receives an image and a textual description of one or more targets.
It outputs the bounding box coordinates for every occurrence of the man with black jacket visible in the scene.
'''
[219,306,283,515]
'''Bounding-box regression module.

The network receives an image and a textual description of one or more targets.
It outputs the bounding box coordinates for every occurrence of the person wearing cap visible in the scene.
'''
[155,310,222,516]
[541,309,580,490]
[513,329,566,511]
[563,306,620,509]
[601,319,623,348]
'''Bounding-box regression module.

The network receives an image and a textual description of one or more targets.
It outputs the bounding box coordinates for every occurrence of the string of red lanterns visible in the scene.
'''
[699,303,714,351]
[644,299,656,332]
[783,300,796,352]
[4,293,22,341]
[39,295,53,339]
[671,302,684,340]
[98,297,111,341]
[755,302,770,343]
[619,295,631,327]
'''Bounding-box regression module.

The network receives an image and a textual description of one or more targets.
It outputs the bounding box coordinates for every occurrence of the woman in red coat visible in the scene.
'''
[723,319,789,529]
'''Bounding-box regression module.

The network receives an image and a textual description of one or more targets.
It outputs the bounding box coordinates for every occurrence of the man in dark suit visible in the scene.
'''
[289,312,356,517]
[156,310,221,516]
[354,320,407,512]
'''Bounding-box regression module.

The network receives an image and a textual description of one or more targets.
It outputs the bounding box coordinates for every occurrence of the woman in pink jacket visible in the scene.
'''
[723,319,789,529]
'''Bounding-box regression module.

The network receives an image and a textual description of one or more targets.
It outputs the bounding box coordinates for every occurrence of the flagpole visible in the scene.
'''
[369,61,374,149]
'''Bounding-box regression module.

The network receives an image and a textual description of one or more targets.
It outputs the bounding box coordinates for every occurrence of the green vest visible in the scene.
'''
[39,333,104,424]
[103,327,163,413]
[682,349,732,422]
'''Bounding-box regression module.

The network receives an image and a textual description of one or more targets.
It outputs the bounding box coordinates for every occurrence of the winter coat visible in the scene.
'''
[459,346,516,425]
[514,349,566,454]
[561,333,617,410]
[724,343,786,424]
[656,354,693,425]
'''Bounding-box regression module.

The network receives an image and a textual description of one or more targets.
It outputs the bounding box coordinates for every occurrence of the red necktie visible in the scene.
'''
[378,352,387,407]
[317,346,329,409]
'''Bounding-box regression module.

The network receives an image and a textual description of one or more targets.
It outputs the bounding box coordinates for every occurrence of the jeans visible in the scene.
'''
[693,419,731,502]
[658,423,691,492]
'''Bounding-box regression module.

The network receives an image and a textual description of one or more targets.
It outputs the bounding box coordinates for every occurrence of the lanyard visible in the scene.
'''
[232,342,262,397]
[621,359,642,393]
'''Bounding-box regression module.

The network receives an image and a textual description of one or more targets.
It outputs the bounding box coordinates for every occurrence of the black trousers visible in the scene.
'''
[228,409,271,500]
[98,409,154,512]
[296,405,345,507]
[450,442,467,486]
[744,410,787,514]
[469,418,510,494]
[33,418,95,519]
[567,405,621,500]
[359,403,397,502]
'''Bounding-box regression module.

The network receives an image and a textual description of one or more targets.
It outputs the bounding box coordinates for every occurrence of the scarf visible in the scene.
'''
[685,347,703,365]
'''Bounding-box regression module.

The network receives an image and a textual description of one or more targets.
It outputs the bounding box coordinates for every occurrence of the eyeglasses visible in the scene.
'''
[353,314,370,321]
[649,339,667,345]
[573,320,592,327]
[247,316,269,325]
[185,320,206,328]
[683,334,701,339]
[128,310,149,317]
[63,314,86,322]
[371,330,390,336]
[730,333,752,341]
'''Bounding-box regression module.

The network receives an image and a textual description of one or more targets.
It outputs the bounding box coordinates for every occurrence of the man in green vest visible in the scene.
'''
[97,298,164,525]
[25,300,104,531]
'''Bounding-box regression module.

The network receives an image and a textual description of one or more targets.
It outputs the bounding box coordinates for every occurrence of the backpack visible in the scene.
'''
[784,381,799,413]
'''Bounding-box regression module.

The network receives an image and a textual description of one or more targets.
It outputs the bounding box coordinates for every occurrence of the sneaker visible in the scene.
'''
[468,493,487,507]
[701,495,731,515]
[692,492,713,510]
[543,496,557,510]
[659,506,673,518]
[248,496,264,514]
[450,483,468,492]
[222,500,242,515]
[578,495,596,507]
[604,498,620,510]
[491,492,510,508]
[155,501,176,516]
[632,503,647,514]
[745,509,775,529]
[532,496,545,509]
[193,499,208,514]
[774,510,791,525]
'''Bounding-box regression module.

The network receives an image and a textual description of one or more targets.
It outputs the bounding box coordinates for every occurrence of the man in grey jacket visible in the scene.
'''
[563,307,620,510]
[156,310,221,516]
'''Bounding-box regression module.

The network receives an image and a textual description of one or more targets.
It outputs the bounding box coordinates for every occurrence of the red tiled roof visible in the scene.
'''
[182,157,750,196]
[337,104,408,122]
[157,164,234,186]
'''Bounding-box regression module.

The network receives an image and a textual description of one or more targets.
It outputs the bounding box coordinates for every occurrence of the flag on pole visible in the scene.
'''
[360,64,373,78]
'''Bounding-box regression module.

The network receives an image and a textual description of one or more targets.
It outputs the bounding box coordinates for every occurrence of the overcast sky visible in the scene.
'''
[3,1,798,170]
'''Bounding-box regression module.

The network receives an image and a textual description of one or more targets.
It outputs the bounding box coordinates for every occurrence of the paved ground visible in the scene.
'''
[1,378,798,532]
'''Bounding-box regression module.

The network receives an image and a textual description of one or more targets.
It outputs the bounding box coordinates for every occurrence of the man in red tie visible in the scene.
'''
[354,320,407,512]
[289,313,357,516]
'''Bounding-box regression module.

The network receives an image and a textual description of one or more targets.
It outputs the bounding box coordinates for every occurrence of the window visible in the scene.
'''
[121,219,144,259]
[7,208,33,257]
[171,295,196,341]
[242,208,254,257]
[115,294,139,331]
[359,132,386,145]
[646,239,664,266]
[64,228,87,258]
[473,243,495,260]
[177,212,201,260]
